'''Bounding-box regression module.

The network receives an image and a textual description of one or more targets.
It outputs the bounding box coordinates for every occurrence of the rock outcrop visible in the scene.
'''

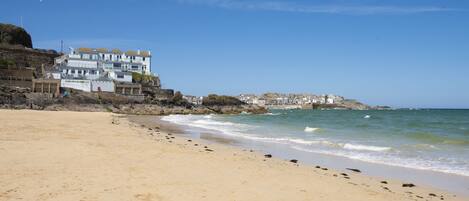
[0,23,32,48]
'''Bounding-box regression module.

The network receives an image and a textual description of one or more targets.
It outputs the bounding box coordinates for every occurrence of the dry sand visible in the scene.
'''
[0,110,465,201]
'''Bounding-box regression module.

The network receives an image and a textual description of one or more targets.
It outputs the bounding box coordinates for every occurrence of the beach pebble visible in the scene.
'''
[346,168,361,173]
[315,166,321,169]
[264,154,272,158]
[290,159,298,163]
[381,181,388,184]
[187,140,192,142]
[402,183,416,188]
[340,173,348,177]
[194,144,198,146]
[205,149,214,152]
[321,168,328,171]
[429,193,437,197]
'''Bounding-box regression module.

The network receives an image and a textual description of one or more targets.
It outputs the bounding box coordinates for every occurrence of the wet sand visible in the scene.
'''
[0,110,466,201]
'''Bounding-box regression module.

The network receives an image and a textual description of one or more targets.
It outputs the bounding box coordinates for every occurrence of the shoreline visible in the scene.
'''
[1,109,466,201]
[127,115,469,197]
[127,114,469,197]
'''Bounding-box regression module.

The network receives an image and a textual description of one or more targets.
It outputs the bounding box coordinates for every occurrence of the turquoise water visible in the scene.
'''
[162,109,469,177]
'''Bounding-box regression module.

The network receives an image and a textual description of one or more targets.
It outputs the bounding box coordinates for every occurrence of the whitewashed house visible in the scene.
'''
[54,47,153,93]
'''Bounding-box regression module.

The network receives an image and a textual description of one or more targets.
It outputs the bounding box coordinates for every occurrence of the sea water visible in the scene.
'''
[162,109,469,193]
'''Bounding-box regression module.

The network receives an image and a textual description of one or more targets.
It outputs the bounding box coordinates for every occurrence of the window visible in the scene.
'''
[132,65,139,69]
[113,63,121,68]
[143,57,145,61]
[71,70,75,73]
[117,75,124,79]
[78,70,82,74]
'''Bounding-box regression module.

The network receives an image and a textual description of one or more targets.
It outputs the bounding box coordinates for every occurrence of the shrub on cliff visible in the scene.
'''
[0,23,32,48]
[202,94,246,106]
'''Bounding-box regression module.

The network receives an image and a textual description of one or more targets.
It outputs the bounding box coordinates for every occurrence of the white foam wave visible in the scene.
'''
[263,112,281,116]
[342,143,391,152]
[304,127,319,133]
[161,115,469,177]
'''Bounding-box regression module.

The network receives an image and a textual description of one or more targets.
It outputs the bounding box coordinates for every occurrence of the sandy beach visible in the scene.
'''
[0,109,465,201]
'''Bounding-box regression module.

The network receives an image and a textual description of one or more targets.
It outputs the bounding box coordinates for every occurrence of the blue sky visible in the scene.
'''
[2,0,469,108]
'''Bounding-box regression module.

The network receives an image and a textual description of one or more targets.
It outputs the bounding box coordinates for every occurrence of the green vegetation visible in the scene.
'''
[0,23,32,48]
[132,72,156,83]
[202,94,246,106]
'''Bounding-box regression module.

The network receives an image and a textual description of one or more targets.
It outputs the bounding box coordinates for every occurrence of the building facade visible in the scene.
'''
[53,47,153,94]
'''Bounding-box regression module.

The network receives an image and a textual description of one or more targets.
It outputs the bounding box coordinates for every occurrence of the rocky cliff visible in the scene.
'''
[0,23,32,48]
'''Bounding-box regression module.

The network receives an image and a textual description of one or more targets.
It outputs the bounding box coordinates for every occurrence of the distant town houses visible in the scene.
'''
[237,93,345,107]
[48,47,157,95]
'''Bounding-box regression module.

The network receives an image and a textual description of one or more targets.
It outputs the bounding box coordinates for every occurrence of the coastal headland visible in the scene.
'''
[0,109,465,201]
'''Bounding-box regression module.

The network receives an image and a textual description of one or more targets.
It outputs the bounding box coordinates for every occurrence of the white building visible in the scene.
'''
[54,47,153,92]
[67,47,151,74]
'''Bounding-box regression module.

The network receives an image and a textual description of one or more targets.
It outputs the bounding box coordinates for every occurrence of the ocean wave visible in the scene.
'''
[342,143,391,152]
[304,127,319,133]
[263,112,281,116]
[162,114,469,177]
[203,114,214,119]
[291,146,469,177]
[408,132,469,146]
[410,144,439,150]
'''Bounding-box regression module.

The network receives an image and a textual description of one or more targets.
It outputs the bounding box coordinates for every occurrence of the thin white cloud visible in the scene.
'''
[176,0,457,14]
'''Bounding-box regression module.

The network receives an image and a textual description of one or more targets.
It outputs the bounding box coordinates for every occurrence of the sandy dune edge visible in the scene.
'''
[0,110,463,201]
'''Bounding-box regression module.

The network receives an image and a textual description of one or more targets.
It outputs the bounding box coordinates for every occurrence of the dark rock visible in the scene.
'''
[340,173,348,177]
[205,149,213,152]
[0,23,33,48]
[344,176,350,179]
[315,166,321,169]
[290,159,298,163]
[264,154,272,158]
[381,181,388,184]
[429,193,437,197]
[416,195,423,199]
[402,183,416,188]
[346,168,361,173]
[321,168,328,171]
[187,140,192,142]
[194,144,198,146]
[204,146,208,148]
